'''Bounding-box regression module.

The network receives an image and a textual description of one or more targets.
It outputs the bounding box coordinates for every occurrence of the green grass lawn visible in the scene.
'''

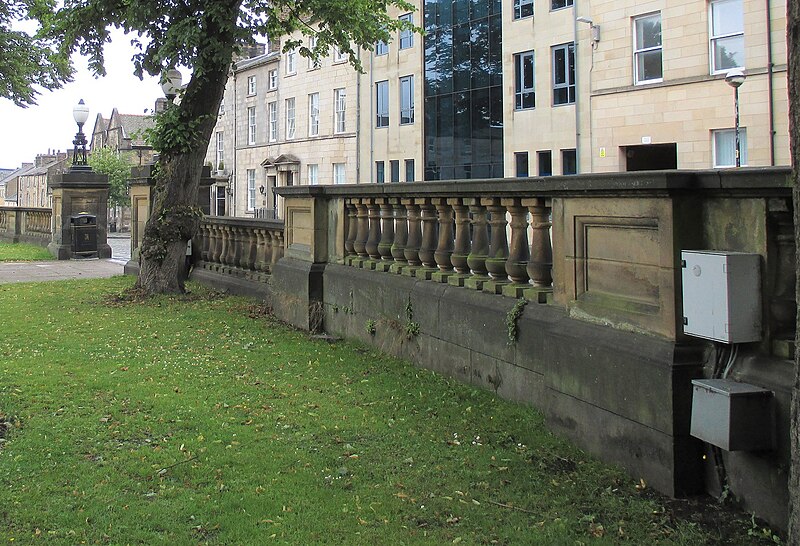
[0,277,780,545]
[0,241,54,262]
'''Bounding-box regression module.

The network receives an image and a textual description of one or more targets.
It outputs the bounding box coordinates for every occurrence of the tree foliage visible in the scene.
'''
[87,146,131,208]
[6,0,416,293]
[0,0,72,106]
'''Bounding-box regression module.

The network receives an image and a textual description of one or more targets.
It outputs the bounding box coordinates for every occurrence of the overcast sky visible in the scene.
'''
[0,29,187,169]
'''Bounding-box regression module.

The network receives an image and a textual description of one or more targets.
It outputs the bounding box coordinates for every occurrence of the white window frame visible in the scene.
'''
[309,93,320,136]
[514,50,536,110]
[247,75,257,96]
[376,80,389,128]
[513,0,534,20]
[376,40,388,56]
[285,97,296,140]
[709,0,745,74]
[552,42,575,106]
[268,69,278,90]
[551,0,573,10]
[247,106,256,145]
[286,48,297,75]
[268,101,278,142]
[308,163,319,185]
[400,75,414,125]
[633,13,663,85]
[399,14,413,49]
[215,131,224,169]
[333,163,346,184]
[334,88,346,133]
[334,46,348,63]
[712,128,748,167]
[247,169,256,211]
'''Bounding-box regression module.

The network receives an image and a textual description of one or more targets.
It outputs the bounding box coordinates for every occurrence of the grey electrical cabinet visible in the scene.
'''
[681,250,761,343]
[690,378,774,451]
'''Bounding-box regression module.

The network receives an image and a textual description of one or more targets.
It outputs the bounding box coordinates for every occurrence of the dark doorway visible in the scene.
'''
[624,143,677,171]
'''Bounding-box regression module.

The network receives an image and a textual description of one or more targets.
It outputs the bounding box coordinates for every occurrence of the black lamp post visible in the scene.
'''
[724,69,746,167]
[72,99,90,168]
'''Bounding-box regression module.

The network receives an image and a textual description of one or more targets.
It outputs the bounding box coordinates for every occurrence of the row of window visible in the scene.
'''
[512,0,743,111]
[244,163,348,209]
[376,76,415,127]
[514,149,576,177]
[375,159,416,183]
[514,43,575,109]
[376,13,415,55]
[513,0,572,20]
[242,88,348,146]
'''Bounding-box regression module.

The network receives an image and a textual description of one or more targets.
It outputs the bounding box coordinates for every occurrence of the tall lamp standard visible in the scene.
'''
[724,68,746,167]
[71,99,90,168]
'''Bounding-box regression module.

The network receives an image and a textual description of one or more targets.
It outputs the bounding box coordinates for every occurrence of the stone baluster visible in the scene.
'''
[219,226,230,266]
[207,224,218,264]
[526,197,553,290]
[377,200,395,263]
[365,199,382,261]
[264,230,275,270]
[418,199,438,273]
[253,228,265,272]
[403,200,422,268]
[274,230,285,263]
[200,224,210,262]
[245,228,258,270]
[227,226,238,267]
[466,199,489,290]
[484,198,509,291]
[432,198,454,281]
[344,201,358,259]
[233,226,245,269]
[354,200,369,259]
[504,198,531,287]
[390,199,408,273]
[450,198,471,277]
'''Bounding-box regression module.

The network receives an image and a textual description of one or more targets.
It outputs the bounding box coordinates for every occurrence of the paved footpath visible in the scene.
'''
[0,259,125,284]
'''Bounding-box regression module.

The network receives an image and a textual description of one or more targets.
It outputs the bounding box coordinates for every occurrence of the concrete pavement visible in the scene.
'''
[0,259,125,284]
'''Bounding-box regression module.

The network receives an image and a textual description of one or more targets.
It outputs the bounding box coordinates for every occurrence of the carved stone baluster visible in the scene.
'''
[526,197,553,293]
[207,224,218,266]
[353,200,369,260]
[219,226,230,267]
[503,198,531,296]
[253,228,265,272]
[274,230,285,262]
[449,198,471,286]
[246,228,258,270]
[465,199,489,290]
[344,201,358,263]
[365,199,382,264]
[377,199,395,271]
[403,200,422,272]
[200,223,210,262]
[432,198,454,282]
[263,230,275,272]
[234,226,246,270]
[484,198,509,293]
[417,198,438,279]
[389,199,408,274]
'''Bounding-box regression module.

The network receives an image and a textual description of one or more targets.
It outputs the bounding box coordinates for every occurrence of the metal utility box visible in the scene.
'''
[690,378,774,451]
[681,250,761,343]
[70,213,97,255]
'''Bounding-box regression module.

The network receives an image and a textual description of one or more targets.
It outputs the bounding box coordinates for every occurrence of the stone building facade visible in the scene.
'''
[17,153,68,209]
[207,0,789,216]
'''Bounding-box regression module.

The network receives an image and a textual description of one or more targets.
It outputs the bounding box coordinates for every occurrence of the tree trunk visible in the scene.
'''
[134,1,242,294]
[790,0,800,540]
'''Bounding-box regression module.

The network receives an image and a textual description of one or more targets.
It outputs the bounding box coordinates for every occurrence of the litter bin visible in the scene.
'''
[70,213,97,255]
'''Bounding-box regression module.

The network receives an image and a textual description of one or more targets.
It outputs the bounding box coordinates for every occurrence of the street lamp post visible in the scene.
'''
[161,69,183,102]
[724,69,746,167]
[71,99,90,168]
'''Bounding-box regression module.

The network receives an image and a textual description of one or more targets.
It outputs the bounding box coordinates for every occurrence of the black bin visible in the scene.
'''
[70,213,97,255]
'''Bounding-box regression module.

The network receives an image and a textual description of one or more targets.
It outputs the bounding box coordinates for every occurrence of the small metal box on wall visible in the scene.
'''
[680,250,761,343]
[690,379,774,451]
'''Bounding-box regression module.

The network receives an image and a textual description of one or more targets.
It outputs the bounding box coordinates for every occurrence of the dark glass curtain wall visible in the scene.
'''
[424,0,504,180]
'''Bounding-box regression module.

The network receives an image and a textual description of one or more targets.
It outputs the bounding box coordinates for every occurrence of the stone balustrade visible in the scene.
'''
[0,207,53,246]
[193,216,284,281]
[343,196,553,300]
